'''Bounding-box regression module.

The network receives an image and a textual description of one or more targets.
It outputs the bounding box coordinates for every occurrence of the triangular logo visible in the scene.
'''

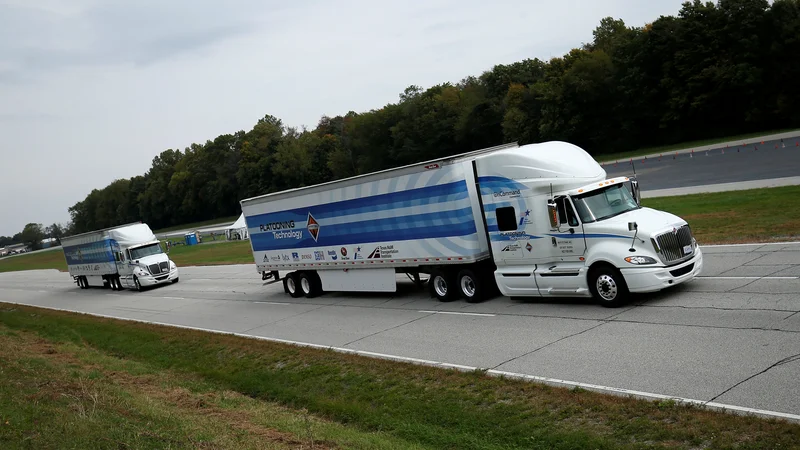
[307,212,320,241]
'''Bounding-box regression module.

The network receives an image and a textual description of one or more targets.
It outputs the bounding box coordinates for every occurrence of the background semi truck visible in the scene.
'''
[240,141,703,307]
[61,222,179,291]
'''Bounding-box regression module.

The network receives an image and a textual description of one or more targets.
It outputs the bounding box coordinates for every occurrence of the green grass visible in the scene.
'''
[1,305,798,449]
[165,239,253,266]
[597,128,800,162]
[152,215,239,234]
[0,321,423,449]
[0,248,67,273]
[642,185,800,244]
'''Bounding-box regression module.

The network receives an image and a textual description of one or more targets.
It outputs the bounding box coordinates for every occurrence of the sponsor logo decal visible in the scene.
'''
[340,247,347,257]
[500,231,529,241]
[271,255,281,262]
[282,254,290,261]
[493,189,521,199]
[301,254,313,260]
[501,244,520,252]
[368,245,399,259]
[314,251,325,261]
[327,250,338,260]
[526,242,532,252]
[518,209,531,226]
[259,220,296,232]
[291,252,299,261]
[353,246,363,260]
[307,212,320,241]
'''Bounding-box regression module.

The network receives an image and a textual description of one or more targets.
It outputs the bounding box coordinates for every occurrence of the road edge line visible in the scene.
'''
[2,300,799,424]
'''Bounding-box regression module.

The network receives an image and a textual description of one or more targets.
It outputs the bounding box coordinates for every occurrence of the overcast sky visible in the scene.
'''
[0,0,686,236]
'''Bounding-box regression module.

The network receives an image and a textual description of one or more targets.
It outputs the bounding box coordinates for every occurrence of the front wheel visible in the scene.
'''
[133,276,142,292]
[589,266,629,307]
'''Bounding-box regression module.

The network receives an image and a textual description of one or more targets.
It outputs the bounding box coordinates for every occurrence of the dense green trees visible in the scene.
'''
[62,0,800,234]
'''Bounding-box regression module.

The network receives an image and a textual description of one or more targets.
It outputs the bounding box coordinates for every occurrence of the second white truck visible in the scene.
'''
[61,222,179,291]
[240,141,703,307]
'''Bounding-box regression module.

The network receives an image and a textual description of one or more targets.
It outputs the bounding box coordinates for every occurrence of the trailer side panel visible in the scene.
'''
[243,162,489,272]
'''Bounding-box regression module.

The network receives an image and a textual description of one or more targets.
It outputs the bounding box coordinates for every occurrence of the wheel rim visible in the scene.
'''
[301,277,311,294]
[460,275,476,298]
[434,276,448,297]
[287,277,296,294]
[596,274,618,301]
[135,278,140,290]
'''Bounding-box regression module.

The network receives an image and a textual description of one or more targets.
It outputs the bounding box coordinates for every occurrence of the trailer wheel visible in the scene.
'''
[588,264,629,308]
[457,269,484,303]
[429,269,457,302]
[113,276,122,291]
[285,272,302,298]
[298,272,322,298]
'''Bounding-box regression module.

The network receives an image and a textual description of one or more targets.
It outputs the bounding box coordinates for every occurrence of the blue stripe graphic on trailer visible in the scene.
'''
[245,180,470,228]
[63,240,115,265]
[251,220,479,251]
[477,176,528,194]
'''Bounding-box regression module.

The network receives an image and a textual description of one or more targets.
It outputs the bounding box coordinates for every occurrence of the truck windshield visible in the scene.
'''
[572,183,639,223]
[129,243,163,260]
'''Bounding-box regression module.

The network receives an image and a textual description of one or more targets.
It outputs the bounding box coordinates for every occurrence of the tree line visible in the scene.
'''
[59,0,800,235]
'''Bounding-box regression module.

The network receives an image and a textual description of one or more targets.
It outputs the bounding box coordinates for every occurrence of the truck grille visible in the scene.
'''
[160,261,169,272]
[149,264,161,274]
[655,225,694,264]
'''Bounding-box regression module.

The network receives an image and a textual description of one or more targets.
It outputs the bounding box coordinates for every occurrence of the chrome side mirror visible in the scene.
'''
[630,178,641,206]
[547,200,558,230]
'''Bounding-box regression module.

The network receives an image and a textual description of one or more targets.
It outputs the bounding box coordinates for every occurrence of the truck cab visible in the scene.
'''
[477,141,703,306]
[113,240,179,291]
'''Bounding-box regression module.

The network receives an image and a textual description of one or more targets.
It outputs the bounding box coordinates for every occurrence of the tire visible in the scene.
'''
[588,265,629,307]
[429,269,458,302]
[133,276,142,292]
[285,272,302,298]
[114,276,122,291]
[172,277,179,284]
[298,272,322,298]
[457,269,484,303]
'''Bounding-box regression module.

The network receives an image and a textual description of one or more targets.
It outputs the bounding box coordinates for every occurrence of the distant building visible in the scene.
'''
[41,238,60,249]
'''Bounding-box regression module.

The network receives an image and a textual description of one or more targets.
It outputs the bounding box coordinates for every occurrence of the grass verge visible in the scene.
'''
[0,248,66,273]
[2,304,799,449]
[597,128,800,162]
[164,239,252,266]
[0,316,421,449]
[642,185,800,244]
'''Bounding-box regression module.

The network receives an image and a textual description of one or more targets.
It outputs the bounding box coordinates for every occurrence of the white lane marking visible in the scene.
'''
[3,301,799,424]
[703,241,800,247]
[418,310,496,317]
[254,301,291,305]
[162,297,186,300]
[5,302,800,422]
[699,276,799,280]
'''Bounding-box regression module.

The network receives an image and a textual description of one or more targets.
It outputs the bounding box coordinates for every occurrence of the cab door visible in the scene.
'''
[532,196,591,297]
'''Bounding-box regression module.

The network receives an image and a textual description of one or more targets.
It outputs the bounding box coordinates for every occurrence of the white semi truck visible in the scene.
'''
[61,222,179,291]
[240,141,703,307]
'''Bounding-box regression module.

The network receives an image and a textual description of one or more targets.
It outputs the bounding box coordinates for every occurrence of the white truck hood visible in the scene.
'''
[586,207,687,239]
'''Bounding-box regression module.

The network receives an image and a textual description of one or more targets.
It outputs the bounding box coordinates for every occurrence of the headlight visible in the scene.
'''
[624,255,658,265]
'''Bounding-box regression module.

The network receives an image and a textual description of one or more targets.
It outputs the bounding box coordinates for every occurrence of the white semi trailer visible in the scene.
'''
[61,222,179,291]
[240,141,703,307]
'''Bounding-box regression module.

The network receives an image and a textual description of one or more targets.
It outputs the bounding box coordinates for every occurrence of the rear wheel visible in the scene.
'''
[298,272,322,298]
[429,269,457,302]
[285,272,302,298]
[457,269,484,303]
[589,265,629,307]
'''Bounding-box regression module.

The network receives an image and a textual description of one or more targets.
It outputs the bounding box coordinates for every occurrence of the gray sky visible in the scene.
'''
[0,0,685,236]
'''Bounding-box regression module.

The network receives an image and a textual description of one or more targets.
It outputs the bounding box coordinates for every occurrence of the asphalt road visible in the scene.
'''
[604,136,800,190]
[2,243,800,420]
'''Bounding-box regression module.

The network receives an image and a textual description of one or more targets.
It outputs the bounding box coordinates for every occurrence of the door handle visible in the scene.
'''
[568,228,575,234]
